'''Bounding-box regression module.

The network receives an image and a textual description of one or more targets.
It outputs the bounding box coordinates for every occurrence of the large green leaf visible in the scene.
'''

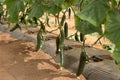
[105,10,120,44]
[48,4,62,15]
[74,14,102,34]
[105,10,120,69]
[77,0,109,27]
[112,42,120,69]
[55,0,64,6]
[28,2,44,19]
[5,0,24,22]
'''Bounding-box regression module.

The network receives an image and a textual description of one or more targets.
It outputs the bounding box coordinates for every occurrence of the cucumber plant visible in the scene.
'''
[0,0,120,77]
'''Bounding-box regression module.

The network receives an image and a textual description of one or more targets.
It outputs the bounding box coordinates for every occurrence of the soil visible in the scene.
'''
[0,31,86,80]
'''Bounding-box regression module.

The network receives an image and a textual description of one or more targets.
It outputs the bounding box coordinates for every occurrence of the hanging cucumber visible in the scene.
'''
[64,22,68,38]
[76,51,86,76]
[80,33,84,42]
[46,16,50,27]
[20,16,26,24]
[59,30,65,70]
[75,32,79,41]
[35,31,42,51]
[40,21,46,33]
[60,14,66,26]
[10,23,21,32]
[60,29,65,45]
[56,36,60,54]
[33,17,38,24]
[68,8,71,19]
[60,48,64,68]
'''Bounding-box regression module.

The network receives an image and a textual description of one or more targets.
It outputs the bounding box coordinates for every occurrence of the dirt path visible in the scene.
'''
[0,32,86,80]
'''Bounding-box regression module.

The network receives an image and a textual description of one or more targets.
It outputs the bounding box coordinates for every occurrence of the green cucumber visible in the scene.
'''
[60,29,65,44]
[64,22,68,38]
[60,14,66,26]
[75,32,79,41]
[56,36,60,54]
[76,51,86,76]
[68,8,71,19]
[33,17,37,24]
[20,16,26,24]
[35,31,42,51]
[60,48,64,67]
[80,33,84,42]
[46,16,50,27]
[40,21,46,33]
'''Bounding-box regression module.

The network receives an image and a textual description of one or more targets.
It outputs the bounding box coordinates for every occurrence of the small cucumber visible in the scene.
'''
[60,29,65,45]
[46,16,50,27]
[68,8,71,19]
[60,14,66,26]
[60,48,64,67]
[56,36,60,54]
[75,32,79,41]
[64,22,68,38]
[35,31,42,51]
[80,33,84,42]
[40,21,46,33]
[76,51,86,76]
[20,16,26,24]
[33,17,38,24]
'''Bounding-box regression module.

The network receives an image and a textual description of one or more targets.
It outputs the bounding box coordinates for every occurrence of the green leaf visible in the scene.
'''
[77,0,109,27]
[28,2,44,19]
[0,5,3,14]
[0,0,5,3]
[112,43,120,69]
[48,4,62,15]
[105,10,120,44]
[25,0,33,4]
[105,10,120,69]
[74,15,102,34]
[55,0,64,6]
[5,0,24,22]
[79,21,102,34]
[64,0,75,6]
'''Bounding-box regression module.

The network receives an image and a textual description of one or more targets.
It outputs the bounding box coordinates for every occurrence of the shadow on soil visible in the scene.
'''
[0,40,77,80]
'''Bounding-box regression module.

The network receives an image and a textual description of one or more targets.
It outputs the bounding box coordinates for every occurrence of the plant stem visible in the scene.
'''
[91,34,104,47]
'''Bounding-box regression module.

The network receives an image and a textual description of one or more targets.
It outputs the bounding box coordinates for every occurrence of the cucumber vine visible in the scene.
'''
[0,0,120,77]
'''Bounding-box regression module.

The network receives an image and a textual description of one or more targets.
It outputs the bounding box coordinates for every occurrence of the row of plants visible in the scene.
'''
[0,0,120,77]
